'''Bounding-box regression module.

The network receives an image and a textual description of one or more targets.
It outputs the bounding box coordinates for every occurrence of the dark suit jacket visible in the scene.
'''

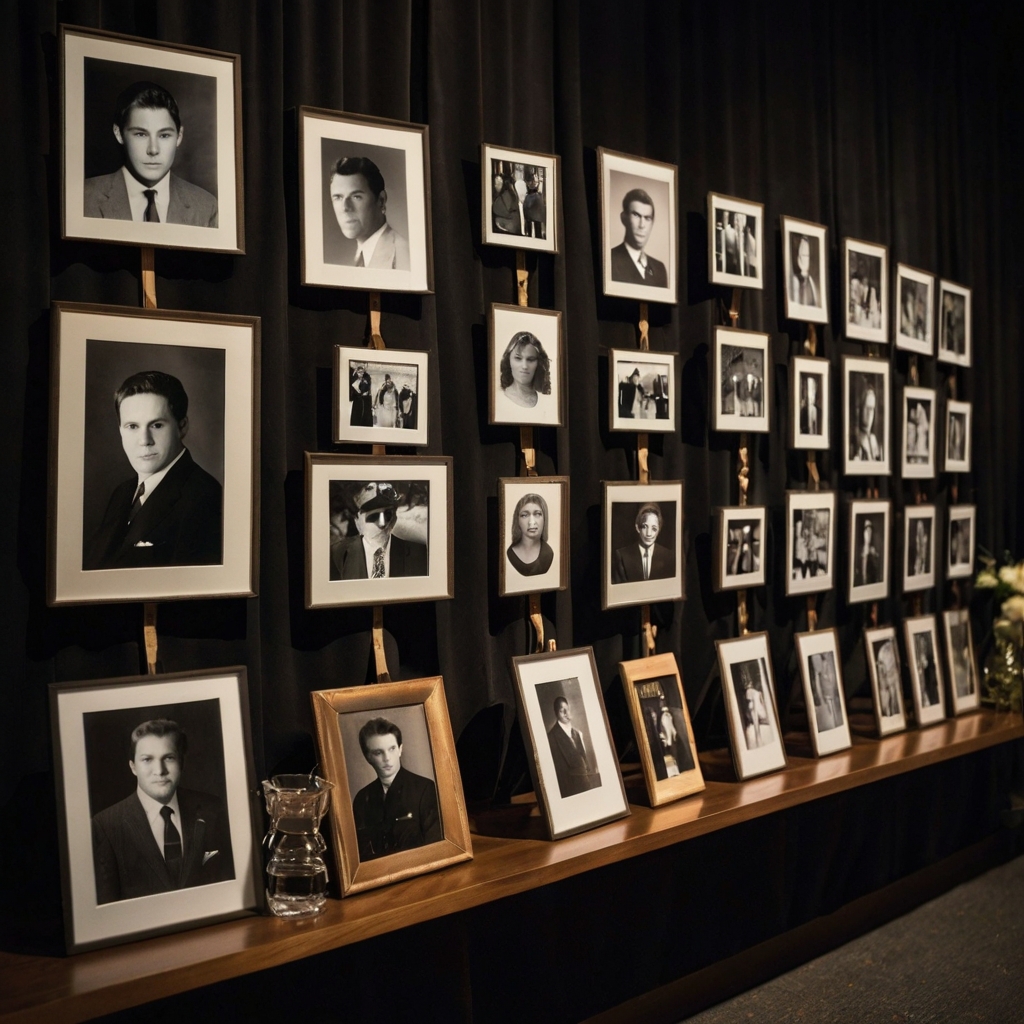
[610,243,668,288]
[612,542,674,584]
[83,170,218,227]
[352,767,442,861]
[547,722,601,798]
[330,534,428,580]
[91,788,234,904]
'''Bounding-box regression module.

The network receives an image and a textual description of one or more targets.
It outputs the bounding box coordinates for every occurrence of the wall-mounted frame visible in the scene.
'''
[714,505,767,592]
[894,263,935,355]
[785,491,836,596]
[937,279,971,367]
[608,348,676,433]
[942,608,981,715]
[944,399,972,473]
[488,303,563,427]
[708,192,764,290]
[901,385,937,480]
[864,626,907,737]
[781,216,829,324]
[947,504,976,580]
[712,326,770,434]
[904,615,947,726]
[481,142,559,253]
[842,354,891,476]
[847,499,891,604]
[333,346,428,446]
[903,504,937,593]
[794,628,852,756]
[789,354,830,450]
[498,476,570,597]
[843,237,888,344]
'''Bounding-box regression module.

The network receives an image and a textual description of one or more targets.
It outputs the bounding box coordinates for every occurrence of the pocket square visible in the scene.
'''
[134,541,154,547]
[202,850,220,865]
[395,812,413,820]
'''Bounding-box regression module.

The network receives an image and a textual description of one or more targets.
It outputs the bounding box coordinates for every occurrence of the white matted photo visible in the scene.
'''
[481,143,559,253]
[782,216,828,324]
[785,491,836,597]
[333,347,428,446]
[790,355,830,450]
[609,348,675,433]
[714,505,767,592]
[903,504,937,592]
[904,615,947,726]
[942,608,981,715]
[498,476,569,598]
[944,399,972,473]
[848,499,891,604]
[947,505,976,580]
[895,264,935,355]
[795,628,852,757]
[901,386,937,479]
[938,279,971,367]
[489,303,563,427]
[712,326,770,434]
[864,626,907,737]
[843,237,888,344]
[708,192,763,290]
[843,354,891,476]
[299,106,432,293]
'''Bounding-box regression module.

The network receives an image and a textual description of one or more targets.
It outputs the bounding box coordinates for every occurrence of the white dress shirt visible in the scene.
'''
[136,788,184,859]
[355,221,388,266]
[121,166,171,223]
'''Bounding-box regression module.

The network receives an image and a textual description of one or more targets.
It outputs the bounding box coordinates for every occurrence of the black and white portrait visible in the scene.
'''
[499,477,569,597]
[786,491,835,596]
[944,400,972,473]
[536,677,603,799]
[609,350,675,433]
[904,505,937,592]
[848,500,891,604]
[895,264,935,355]
[844,238,887,343]
[943,608,980,714]
[715,506,767,591]
[782,217,828,324]
[843,356,890,476]
[902,386,936,479]
[796,628,852,756]
[865,627,906,735]
[905,617,946,725]
[489,303,563,427]
[947,505,975,580]
[938,280,971,367]
[790,356,830,450]
[333,347,428,446]
[709,192,764,290]
[731,658,775,751]
[713,327,770,434]
[481,144,559,253]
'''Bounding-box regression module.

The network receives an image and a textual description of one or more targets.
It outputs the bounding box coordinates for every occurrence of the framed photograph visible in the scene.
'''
[299,106,432,293]
[789,355,830,450]
[333,346,428,446]
[598,148,677,304]
[714,505,767,592]
[712,326,770,434]
[619,653,705,807]
[901,386,937,479]
[895,263,935,355]
[795,628,852,756]
[489,303,563,427]
[305,453,452,609]
[715,633,787,780]
[48,302,259,606]
[61,26,243,254]
[481,143,559,253]
[842,354,891,476]
[50,667,261,953]
[944,399,972,473]
[864,626,907,736]
[848,499,891,604]
[937,279,971,367]
[608,348,675,433]
[602,481,684,610]
[843,237,888,344]
[904,615,947,726]
[498,476,569,597]
[903,504,937,592]
[512,647,630,839]
[782,216,829,324]
[708,192,764,290]
[942,608,981,715]
[785,491,836,596]
[310,676,472,896]
[947,504,976,580]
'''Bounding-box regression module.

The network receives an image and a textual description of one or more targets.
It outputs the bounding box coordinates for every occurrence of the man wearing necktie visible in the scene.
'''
[328,156,410,270]
[611,502,675,584]
[609,188,669,288]
[546,696,602,798]
[800,374,821,437]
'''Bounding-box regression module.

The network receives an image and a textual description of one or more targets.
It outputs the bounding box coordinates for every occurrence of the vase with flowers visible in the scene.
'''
[974,551,1024,712]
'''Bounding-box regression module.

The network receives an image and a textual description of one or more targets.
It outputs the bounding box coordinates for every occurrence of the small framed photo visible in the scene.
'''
[305,453,452,609]
[598,148,677,303]
[937,280,971,367]
[795,628,852,756]
[712,326,770,434]
[602,481,684,610]
[782,216,829,324]
[498,476,569,597]
[843,354,891,476]
[50,667,261,952]
[618,653,705,807]
[942,608,981,715]
[789,355,830,450]
[901,386,937,479]
[716,633,787,780]
[608,348,676,432]
[947,504,976,580]
[48,302,259,606]
[299,106,432,293]
[511,647,630,840]
[333,347,428,446]
[843,237,888,344]
[310,676,472,896]
[488,303,563,427]
[864,626,907,736]
[903,504,937,592]
[61,26,243,253]
[708,192,764,290]
[904,615,946,726]
[714,506,767,592]
[848,499,891,604]
[895,263,935,355]
[944,399,972,473]
[785,491,836,596]
[481,143,559,253]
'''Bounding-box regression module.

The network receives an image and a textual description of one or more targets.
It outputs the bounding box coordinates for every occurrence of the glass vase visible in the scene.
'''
[982,619,1024,713]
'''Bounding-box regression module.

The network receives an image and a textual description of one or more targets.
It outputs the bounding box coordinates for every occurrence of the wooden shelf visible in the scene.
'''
[1,710,1020,1024]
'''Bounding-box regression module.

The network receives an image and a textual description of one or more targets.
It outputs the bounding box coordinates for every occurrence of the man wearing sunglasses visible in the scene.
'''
[330,482,428,580]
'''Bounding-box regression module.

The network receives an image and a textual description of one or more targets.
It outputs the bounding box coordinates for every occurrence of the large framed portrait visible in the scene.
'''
[785,491,836,596]
[333,346,428,446]
[895,263,935,355]
[863,626,907,737]
[715,633,787,780]
[843,237,888,344]
[310,676,472,896]
[48,302,259,606]
[901,386,937,480]
[781,216,829,324]
[942,608,981,715]
[847,499,891,604]
[795,628,852,757]
[305,454,452,609]
[712,326,770,434]
[708,192,764,290]
[947,504,976,580]
[598,148,677,304]
[50,667,261,953]
[602,480,684,610]
[904,615,947,726]
[481,143,559,253]
[511,647,630,840]
[937,279,971,367]
[299,106,432,293]
[714,505,767,592]
[618,653,705,807]
[842,354,891,476]
[61,26,243,254]
[944,399,972,473]
[608,348,676,433]
[488,303,563,426]
[498,476,569,597]
[789,355,830,450]
[903,504,937,592]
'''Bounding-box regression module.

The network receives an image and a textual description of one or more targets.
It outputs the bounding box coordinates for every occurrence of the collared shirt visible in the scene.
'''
[136,446,187,505]
[622,239,648,278]
[136,788,184,859]
[121,166,171,223]
[362,533,392,577]
[355,220,389,267]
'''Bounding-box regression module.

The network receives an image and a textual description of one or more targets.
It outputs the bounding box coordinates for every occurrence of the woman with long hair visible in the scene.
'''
[499,331,551,409]
[506,492,554,576]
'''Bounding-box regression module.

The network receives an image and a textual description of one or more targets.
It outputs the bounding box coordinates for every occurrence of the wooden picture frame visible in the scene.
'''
[947,504,976,580]
[488,303,564,427]
[785,490,836,597]
[903,504,937,592]
[847,499,891,604]
[608,348,676,433]
[781,216,829,324]
[944,399,972,474]
[333,346,428,446]
[901,385,937,480]
[789,354,830,450]
[481,142,559,253]
[894,263,935,355]
[712,326,770,434]
[904,615,947,726]
[942,608,981,715]
[937,279,971,367]
[708,191,764,290]
[794,628,852,756]
[843,237,888,344]
[843,354,891,476]
[713,505,767,592]
[498,476,570,597]
[864,626,907,737]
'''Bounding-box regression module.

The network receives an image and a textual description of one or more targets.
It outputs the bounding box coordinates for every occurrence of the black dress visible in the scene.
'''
[506,542,554,576]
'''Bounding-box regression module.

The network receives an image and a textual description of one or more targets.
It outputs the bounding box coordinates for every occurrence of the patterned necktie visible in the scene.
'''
[160,805,182,884]
[355,250,365,267]
[372,546,385,578]
[129,482,145,522]
[143,189,159,222]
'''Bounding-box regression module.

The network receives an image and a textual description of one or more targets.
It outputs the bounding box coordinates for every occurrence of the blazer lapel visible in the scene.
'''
[124,794,172,888]
[100,172,133,220]
[122,452,193,548]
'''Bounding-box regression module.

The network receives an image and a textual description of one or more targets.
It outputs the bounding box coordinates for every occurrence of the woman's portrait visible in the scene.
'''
[506,492,554,578]
[489,304,562,426]
[500,331,551,410]
[498,477,568,597]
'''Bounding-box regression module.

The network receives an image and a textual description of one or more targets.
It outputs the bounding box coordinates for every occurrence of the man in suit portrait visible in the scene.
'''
[84,81,218,227]
[546,695,601,798]
[84,370,223,571]
[800,374,822,436]
[330,482,428,580]
[612,503,674,584]
[854,516,881,587]
[91,719,234,905]
[610,188,668,287]
[351,717,442,861]
[329,155,410,270]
